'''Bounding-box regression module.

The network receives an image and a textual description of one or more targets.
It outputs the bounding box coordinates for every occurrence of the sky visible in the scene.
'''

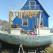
[0,0,53,28]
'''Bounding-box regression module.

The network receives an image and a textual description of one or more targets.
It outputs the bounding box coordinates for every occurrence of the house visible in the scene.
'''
[21,0,49,27]
[11,0,49,32]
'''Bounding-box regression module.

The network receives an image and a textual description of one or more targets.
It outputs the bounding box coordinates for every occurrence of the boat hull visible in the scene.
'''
[0,33,52,47]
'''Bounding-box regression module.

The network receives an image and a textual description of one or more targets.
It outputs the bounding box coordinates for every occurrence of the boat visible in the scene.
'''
[0,10,53,48]
[0,28,52,47]
[0,0,53,53]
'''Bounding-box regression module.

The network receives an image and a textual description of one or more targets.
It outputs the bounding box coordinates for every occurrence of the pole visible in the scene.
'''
[38,11,42,35]
[9,11,11,34]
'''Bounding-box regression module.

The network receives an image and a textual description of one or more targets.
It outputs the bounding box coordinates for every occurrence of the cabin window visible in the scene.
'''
[22,18,28,27]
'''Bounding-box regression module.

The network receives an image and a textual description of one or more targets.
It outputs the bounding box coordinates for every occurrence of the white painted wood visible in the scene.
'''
[11,28,21,35]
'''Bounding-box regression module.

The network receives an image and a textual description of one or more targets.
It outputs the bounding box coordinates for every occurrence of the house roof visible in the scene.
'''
[35,0,49,17]
[21,0,49,17]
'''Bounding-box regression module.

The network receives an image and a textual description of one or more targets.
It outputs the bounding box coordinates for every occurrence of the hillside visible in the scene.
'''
[0,20,9,31]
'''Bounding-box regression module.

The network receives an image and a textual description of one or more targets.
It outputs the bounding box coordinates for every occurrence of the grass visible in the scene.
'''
[44,44,53,53]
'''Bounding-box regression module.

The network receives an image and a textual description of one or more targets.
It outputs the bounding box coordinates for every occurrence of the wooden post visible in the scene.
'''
[9,11,13,34]
[9,11,11,33]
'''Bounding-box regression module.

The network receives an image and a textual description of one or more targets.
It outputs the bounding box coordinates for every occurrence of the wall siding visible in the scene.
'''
[42,13,48,27]
[13,16,37,31]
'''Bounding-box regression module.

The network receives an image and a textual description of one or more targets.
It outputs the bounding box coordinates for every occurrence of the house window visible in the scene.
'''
[30,1,36,5]
[22,18,28,27]
[29,1,40,10]
[29,1,36,9]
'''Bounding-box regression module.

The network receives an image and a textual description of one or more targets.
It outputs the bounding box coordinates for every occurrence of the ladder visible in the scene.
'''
[18,44,25,53]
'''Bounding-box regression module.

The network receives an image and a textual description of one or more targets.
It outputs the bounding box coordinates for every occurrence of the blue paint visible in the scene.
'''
[13,16,22,27]
[21,0,49,27]
[21,0,49,17]
[21,16,37,31]
[13,0,49,31]
[21,16,36,31]
[42,13,48,27]
[13,16,37,31]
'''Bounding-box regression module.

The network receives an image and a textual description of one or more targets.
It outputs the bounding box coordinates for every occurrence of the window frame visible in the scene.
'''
[22,18,28,27]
